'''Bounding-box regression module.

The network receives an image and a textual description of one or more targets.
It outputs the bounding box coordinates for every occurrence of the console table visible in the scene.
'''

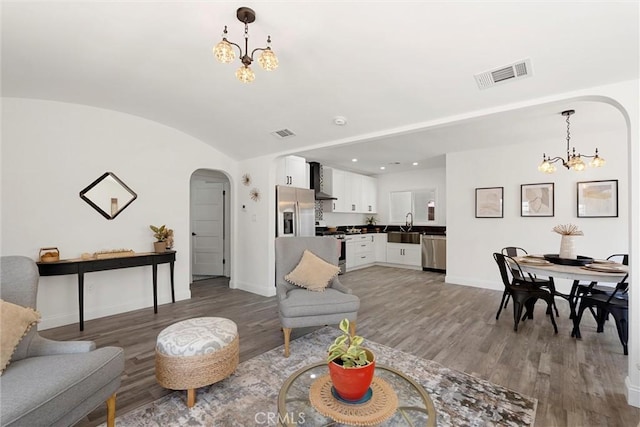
[37,251,176,331]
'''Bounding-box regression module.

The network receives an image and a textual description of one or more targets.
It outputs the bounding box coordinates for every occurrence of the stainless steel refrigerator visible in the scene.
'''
[276,185,315,237]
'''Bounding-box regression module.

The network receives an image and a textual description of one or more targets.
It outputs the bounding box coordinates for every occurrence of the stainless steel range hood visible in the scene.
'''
[308,162,337,200]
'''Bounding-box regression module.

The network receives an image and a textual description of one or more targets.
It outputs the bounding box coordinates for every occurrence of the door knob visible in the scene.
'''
[192,232,197,236]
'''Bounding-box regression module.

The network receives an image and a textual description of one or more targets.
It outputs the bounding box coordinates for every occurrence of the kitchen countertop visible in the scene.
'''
[315,225,446,236]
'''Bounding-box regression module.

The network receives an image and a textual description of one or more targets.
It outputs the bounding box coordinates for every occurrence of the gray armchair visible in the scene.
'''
[275,237,360,357]
[1,256,124,427]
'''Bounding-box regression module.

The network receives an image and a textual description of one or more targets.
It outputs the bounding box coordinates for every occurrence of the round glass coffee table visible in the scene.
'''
[277,362,437,426]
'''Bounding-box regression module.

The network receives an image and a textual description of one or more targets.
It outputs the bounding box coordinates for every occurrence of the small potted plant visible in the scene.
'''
[150,224,172,253]
[365,215,379,233]
[327,318,375,402]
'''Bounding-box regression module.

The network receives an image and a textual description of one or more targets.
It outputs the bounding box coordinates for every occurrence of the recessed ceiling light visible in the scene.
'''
[334,116,347,126]
[351,158,358,162]
[412,162,418,166]
[380,166,385,170]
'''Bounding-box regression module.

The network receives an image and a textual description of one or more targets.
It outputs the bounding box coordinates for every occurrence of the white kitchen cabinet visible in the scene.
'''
[345,235,374,270]
[323,167,377,214]
[277,155,307,188]
[361,175,377,213]
[345,238,356,269]
[386,243,421,267]
[373,233,387,262]
[323,167,347,212]
[346,172,362,212]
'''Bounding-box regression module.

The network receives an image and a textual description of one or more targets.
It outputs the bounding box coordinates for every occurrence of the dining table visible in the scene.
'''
[516,255,629,322]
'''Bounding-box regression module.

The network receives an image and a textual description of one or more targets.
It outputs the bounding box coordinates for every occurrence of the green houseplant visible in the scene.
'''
[365,215,379,233]
[327,319,375,401]
[150,225,172,252]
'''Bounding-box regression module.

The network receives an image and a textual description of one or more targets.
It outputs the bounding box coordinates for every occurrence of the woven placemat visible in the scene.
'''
[309,375,398,426]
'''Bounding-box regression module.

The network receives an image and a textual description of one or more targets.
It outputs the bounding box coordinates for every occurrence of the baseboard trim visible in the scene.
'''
[626,376,640,408]
[374,262,422,270]
[446,275,502,291]
[39,291,190,330]
[231,280,276,297]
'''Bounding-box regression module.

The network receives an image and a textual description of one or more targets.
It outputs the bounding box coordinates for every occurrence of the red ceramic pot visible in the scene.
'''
[328,349,375,401]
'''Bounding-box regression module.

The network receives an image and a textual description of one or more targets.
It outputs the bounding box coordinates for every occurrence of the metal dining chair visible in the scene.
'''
[572,253,629,329]
[572,273,629,355]
[498,247,558,319]
[493,253,558,334]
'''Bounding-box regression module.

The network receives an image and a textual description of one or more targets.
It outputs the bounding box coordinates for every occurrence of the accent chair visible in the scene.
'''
[275,237,360,357]
[1,256,125,427]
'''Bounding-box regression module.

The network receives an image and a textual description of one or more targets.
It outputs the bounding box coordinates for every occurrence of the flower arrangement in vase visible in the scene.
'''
[553,224,583,259]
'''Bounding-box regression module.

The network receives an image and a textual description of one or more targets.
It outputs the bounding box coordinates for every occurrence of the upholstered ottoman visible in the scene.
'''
[155,317,239,408]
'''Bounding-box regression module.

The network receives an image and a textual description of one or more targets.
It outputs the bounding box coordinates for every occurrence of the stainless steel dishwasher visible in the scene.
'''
[421,235,446,272]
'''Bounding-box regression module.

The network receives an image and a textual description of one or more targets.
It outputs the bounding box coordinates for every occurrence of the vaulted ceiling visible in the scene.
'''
[2,1,638,174]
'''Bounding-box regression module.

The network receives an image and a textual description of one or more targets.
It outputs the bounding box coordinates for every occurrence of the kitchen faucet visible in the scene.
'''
[405,212,413,231]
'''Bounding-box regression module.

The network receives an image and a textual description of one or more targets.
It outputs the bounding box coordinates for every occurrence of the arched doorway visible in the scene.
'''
[190,169,231,283]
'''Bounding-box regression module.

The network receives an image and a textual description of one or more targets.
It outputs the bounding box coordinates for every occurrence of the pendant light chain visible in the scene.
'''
[565,112,571,154]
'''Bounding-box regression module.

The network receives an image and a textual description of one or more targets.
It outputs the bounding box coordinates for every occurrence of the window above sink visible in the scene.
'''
[389,189,436,224]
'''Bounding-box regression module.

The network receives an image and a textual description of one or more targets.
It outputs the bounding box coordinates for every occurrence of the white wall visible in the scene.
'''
[232,154,277,297]
[322,212,368,227]
[1,98,238,329]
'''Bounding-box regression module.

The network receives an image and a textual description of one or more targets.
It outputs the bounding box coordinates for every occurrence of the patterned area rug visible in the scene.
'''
[104,327,536,426]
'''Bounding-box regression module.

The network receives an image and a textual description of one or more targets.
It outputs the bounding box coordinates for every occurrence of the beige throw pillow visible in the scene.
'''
[285,249,341,292]
[1,299,41,373]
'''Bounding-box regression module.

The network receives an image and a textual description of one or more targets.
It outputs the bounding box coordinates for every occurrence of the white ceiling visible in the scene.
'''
[2,1,638,174]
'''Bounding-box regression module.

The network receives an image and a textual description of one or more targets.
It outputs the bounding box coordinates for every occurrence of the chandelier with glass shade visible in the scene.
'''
[538,110,605,173]
[213,7,278,83]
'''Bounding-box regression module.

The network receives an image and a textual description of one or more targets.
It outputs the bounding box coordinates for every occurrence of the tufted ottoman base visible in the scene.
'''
[155,317,239,408]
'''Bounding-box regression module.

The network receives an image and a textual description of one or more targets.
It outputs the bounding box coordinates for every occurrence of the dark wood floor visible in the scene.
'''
[41,267,639,427]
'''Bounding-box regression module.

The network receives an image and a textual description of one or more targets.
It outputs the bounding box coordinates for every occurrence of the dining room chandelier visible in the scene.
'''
[538,110,605,173]
[213,7,278,83]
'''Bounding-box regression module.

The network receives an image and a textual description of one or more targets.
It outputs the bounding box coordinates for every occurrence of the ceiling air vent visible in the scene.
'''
[474,59,532,90]
[270,128,296,139]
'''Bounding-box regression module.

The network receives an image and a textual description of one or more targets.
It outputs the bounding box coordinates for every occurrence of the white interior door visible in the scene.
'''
[191,180,224,276]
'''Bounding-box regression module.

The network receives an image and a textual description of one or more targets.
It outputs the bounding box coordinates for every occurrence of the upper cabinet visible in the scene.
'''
[361,175,377,213]
[323,167,347,212]
[323,167,377,214]
[277,155,308,188]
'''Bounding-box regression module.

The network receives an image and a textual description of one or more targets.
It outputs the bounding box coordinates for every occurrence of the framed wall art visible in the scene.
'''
[577,179,618,218]
[475,187,503,218]
[521,182,554,217]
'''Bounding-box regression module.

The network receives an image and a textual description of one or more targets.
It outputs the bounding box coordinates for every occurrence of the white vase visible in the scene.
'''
[559,235,577,259]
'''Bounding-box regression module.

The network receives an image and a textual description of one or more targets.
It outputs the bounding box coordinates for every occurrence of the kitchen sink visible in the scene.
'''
[387,232,421,244]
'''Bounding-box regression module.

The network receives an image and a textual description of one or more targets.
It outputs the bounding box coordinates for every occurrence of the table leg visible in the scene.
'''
[78,272,85,331]
[153,263,158,314]
[545,278,560,317]
[170,260,175,303]
[568,280,580,320]
[569,279,582,337]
